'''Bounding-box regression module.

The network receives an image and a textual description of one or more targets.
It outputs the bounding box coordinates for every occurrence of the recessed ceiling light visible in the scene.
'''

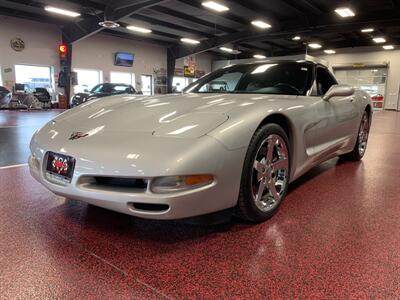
[383,45,394,50]
[98,20,120,28]
[126,25,152,34]
[324,49,336,54]
[292,36,301,41]
[202,1,229,12]
[44,6,80,17]
[335,7,355,18]
[361,28,374,33]
[373,37,386,43]
[308,43,322,49]
[181,38,200,45]
[251,20,272,29]
[253,54,267,59]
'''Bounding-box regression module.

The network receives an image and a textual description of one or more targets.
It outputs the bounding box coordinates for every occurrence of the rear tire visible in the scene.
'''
[341,111,370,161]
[237,124,290,222]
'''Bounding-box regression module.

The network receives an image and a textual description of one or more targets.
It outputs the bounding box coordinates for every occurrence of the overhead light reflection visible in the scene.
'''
[168,125,198,135]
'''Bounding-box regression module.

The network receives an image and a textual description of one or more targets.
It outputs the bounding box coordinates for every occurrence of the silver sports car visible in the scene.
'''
[29,60,372,222]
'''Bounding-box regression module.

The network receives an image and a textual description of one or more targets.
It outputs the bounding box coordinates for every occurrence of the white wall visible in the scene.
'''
[316,48,400,110]
[72,34,167,90]
[0,16,61,91]
[0,15,214,96]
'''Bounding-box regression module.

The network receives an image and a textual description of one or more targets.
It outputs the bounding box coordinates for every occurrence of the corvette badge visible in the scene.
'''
[69,131,88,140]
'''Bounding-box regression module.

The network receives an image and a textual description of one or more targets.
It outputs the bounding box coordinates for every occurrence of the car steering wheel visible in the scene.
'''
[274,83,301,94]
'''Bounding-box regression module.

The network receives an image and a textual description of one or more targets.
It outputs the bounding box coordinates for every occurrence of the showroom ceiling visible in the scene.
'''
[0,0,399,58]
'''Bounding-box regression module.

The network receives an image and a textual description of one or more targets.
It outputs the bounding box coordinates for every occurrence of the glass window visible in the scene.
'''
[15,65,53,92]
[73,69,102,94]
[172,77,190,92]
[185,62,313,96]
[334,67,388,110]
[316,67,338,95]
[110,72,135,87]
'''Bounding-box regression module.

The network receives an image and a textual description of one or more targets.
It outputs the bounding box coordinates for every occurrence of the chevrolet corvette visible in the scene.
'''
[29,60,372,222]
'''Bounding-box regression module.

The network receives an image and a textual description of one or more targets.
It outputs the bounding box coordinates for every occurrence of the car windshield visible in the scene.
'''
[91,84,133,94]
[184,62,314,96]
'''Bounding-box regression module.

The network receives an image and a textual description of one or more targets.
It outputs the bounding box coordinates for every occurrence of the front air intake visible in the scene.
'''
[94,177,147,189]
[130,202,170,212]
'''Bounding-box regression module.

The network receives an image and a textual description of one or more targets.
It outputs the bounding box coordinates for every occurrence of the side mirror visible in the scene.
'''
[323,84,354,101]
[84,89,89,93]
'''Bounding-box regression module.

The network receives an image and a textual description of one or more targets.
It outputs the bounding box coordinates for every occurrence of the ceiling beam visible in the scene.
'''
[260,40,289,50]
[101,29,173,46]
[280,0,323,15]
[62,0,169,43]
[149,5,236,33]
[129,14,214,38]
[171,10,400,58]
[0,5,66,25]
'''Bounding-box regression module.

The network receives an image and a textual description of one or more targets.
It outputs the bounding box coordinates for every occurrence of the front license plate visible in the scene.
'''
[45,152,76,184]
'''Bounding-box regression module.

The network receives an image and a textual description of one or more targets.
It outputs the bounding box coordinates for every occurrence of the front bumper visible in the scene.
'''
[28,136,246,220]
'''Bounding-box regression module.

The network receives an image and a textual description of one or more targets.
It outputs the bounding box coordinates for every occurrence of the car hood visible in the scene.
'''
[52,93,292,138]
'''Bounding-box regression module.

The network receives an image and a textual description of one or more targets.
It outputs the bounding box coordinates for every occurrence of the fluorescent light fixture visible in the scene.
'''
[383,45,394,50]
[201,1,229,12]
[44,6,80,17]
[361,28,374,33]
[253,54,266,59]
[324,49,336,54]
[220,47,234,52]
[335,7,355,17]
[252,64,277,74]
[126,25,152,34]
[219,47,241,54]
[292,36,301,41]
[308,43,322,49]
[251,20,272,29]
[181,38,200,45]
[373,37,386,43]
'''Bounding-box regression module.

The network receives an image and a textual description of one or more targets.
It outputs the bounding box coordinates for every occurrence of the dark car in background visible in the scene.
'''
[0,86,12,106]
[71,83,137,107]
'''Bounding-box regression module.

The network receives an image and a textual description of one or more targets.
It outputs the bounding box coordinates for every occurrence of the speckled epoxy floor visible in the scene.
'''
[0,110,400,299]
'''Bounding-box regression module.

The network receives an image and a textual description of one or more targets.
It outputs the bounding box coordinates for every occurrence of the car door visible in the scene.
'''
[312,66,358,157]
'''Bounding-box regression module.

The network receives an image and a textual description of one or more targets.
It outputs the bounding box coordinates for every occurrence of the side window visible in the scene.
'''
[316,67,337,96]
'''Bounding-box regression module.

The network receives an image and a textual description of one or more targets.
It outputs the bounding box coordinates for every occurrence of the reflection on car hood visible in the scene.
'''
[53,93,292,136]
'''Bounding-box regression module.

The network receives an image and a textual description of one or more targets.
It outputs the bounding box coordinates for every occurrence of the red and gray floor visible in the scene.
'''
[1,110,399,298]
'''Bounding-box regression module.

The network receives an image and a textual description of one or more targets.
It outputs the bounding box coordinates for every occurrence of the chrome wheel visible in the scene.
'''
[358,114,369,156]
[252,134,289,212]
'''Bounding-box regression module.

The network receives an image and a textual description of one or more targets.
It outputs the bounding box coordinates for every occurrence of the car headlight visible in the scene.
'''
[151,175,214,194]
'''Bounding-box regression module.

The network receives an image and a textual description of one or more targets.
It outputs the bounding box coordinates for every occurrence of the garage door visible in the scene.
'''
[333,66,388,111]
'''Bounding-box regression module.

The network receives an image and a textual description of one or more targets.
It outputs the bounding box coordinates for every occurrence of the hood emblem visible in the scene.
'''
[69,131,88,140]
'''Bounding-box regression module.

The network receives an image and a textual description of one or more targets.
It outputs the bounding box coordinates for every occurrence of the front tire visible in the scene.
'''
[237,124,290,222]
